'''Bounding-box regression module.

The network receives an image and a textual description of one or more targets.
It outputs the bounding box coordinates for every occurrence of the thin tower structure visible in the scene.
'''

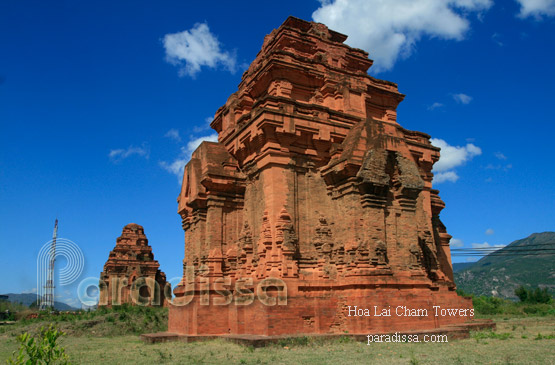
[41,219,57,310]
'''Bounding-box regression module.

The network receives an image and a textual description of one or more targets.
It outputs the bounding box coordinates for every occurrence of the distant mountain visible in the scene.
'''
[454,232,555,299]
[1,293,79,311]
[452,262,474,273]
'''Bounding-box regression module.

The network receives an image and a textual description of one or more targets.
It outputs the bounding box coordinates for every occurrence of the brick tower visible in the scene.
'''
[99,223,167,307]
[169,17,474,336]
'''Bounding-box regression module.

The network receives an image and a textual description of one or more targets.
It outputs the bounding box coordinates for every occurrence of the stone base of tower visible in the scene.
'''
[167,278,476,336]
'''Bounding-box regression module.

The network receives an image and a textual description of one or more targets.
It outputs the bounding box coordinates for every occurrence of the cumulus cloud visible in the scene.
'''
[471,241,505,250]
[485,228,495,235]
[160,133,218,180]
[433,171,460,183]
[164,128,181,142]
[108,144,149,163]
[312,0,492,72]
[450,238,464,247]
[452,93,473,104]
[516,0,555,18]
[494,151,507,160]
[431,138,482,176]
[163,23,236,77]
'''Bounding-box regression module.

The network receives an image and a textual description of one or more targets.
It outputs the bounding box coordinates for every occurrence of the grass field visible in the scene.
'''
[1,315,554,364]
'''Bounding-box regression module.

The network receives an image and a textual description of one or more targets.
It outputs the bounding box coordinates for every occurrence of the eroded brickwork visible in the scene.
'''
[169,16,471,336]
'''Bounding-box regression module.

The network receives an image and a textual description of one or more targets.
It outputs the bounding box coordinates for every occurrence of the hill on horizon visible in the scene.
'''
[1,293,79,311]
[454,232,555,300]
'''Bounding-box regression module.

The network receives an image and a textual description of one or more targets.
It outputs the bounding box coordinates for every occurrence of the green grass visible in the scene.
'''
[457,291,555,317]
[0,304,167,338]
[1,316,554,364]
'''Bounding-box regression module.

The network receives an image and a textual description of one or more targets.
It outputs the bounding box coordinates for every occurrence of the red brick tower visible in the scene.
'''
[169,17,473,336]
[99,223,167,307]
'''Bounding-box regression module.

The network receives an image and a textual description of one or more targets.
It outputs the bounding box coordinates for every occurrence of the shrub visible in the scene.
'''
[456,288,473,298]
[473,296,505,315]
[8,324,70,364]
[514,286,552,304]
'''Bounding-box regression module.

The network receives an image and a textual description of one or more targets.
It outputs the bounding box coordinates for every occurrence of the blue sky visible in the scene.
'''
[1,0,554,307]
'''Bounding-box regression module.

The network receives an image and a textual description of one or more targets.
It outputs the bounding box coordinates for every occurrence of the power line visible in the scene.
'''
[451,252,555,256]
[452,242,555,250]
[450,242,555,257]
[451,253,555,256]
[453,247,554,252]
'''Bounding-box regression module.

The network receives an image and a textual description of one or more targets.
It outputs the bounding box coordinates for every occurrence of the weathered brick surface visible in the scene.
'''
[99,224,167,307]
[169,16,472,335]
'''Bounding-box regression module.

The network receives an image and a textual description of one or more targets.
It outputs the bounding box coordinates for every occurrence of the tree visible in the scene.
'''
[515,285,528,302]
[514,285,552,304]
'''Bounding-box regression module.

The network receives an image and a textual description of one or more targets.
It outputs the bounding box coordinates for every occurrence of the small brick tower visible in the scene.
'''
[99,223,166,307]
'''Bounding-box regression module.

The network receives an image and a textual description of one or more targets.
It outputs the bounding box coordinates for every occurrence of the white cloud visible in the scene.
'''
[491,32,504,46]
[431,138,481,184]
[431,138,482,172]
[64,298,82,308]
[450,238,464,247]
[193,116,214,133]
[164,128,181,142]
[109,144,149,163]
[471,241,490,248]
[494,151,507,160]
[484,163,512,171]
[428,102,444,111]
[312,0,492,72]
[485,228,495,235]
[186,133,218,153]
[160,133,218,180]
[434,171,460,183]
[453,93,473,104]
[159,149,187,178]
[471,241,505,250]
[163,23,236,77]
[516,0,555,18]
